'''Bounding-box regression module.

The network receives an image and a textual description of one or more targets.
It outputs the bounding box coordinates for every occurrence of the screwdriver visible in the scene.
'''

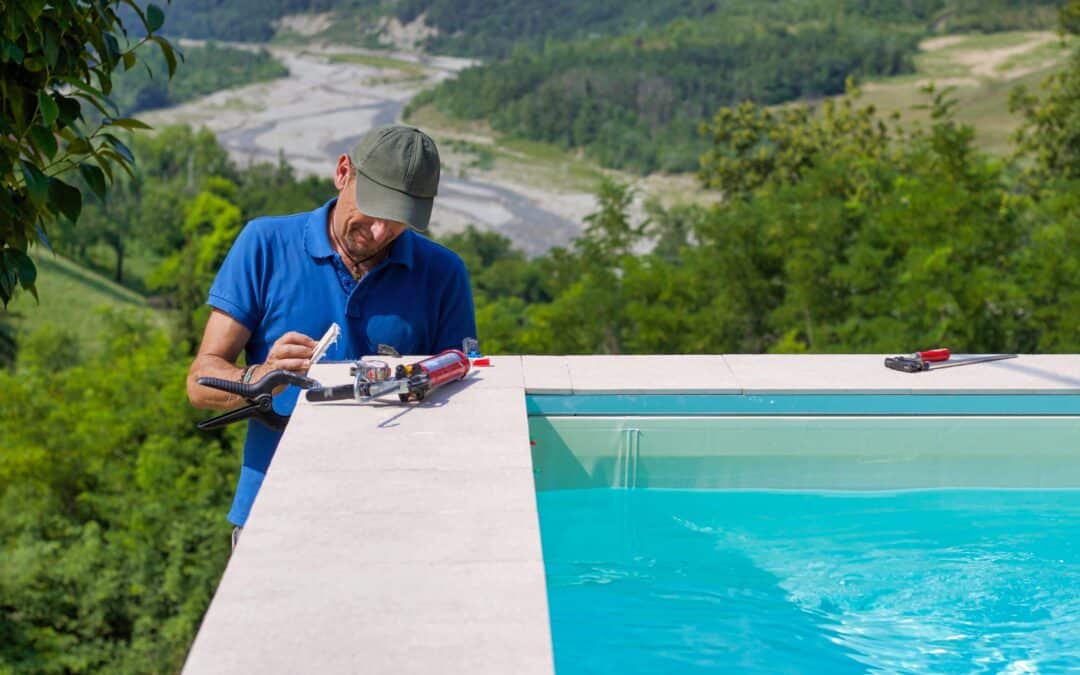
[884,348,950,372]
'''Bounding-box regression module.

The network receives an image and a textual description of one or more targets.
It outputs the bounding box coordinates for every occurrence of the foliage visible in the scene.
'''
[149,178,244,347]
[0,310,239,673]
[148,0,381,42]
[1063,0,1080,34]
[452,83,1080,356]
[56,126,331,293]
[932,0,1069,33]
[698,81,895,197]
[52,125,229,288]
[3,6,1080,674]
[396,0,1062,58]
[1,0,177,307]
[1010,1,1080,184]
[417,15,918,173]
[152,0,1066,49]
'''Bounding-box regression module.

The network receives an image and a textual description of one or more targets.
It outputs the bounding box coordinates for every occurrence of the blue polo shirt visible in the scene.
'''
[207,198,477,526]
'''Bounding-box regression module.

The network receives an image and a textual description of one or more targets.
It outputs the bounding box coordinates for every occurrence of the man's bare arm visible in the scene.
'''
[187,310,255,410]
[187,309,318,410]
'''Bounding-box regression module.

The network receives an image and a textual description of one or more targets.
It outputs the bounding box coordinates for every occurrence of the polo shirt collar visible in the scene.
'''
[304,199,336,260]
[304,198,415,270]
[387,228,415,271]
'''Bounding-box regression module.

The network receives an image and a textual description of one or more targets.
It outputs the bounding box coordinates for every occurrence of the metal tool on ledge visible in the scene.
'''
[884,348,1017,373]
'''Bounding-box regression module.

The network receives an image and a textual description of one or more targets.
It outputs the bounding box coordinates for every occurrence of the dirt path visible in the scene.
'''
[142,43,589,253]
[955,32,1060,79]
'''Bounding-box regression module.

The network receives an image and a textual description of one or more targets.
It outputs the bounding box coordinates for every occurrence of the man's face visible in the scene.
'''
[334,174,408,264]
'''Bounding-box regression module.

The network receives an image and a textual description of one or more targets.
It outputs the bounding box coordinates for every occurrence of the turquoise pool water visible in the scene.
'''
[538,489,1080,674]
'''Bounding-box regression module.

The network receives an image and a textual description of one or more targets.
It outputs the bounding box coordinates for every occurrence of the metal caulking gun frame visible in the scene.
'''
[305,349,471,404]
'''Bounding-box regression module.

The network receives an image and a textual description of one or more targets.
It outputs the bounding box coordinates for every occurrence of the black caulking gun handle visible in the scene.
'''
[306,383,356,402]
[198,370,319,400]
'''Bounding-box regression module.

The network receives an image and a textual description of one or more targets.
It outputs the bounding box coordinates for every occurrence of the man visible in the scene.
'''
[186,125,476,536]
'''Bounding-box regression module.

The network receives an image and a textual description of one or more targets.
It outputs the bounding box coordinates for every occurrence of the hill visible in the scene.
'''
[155,1,1068,56]
[857,30,1075,154]
[6,253,162,355]
[146,1,1069,174]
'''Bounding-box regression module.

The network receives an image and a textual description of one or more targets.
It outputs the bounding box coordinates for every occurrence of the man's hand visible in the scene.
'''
[188,311,318,410]
[256,331,317,378]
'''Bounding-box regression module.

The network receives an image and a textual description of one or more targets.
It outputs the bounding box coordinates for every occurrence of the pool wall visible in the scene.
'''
[530,416,1080,491]
[182,354,1080,674]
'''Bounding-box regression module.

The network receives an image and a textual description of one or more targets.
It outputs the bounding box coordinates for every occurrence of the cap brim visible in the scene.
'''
[354,170,433,232]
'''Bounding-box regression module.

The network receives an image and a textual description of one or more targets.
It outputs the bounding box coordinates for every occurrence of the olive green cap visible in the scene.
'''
[348,125,440,231]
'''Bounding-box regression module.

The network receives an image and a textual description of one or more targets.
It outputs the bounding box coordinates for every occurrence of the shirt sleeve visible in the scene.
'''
[207,221,266,332]
[432,258,478,353]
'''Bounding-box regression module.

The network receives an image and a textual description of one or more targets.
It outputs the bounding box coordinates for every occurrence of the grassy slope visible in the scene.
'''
[858,31,1074,154]
[8,253,162,349]
[405,102,610,193]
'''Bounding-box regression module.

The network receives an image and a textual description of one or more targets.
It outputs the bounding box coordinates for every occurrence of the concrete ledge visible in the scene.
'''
[184,356,553,675]
[184,353,1080,674]
[518,354,1080,395]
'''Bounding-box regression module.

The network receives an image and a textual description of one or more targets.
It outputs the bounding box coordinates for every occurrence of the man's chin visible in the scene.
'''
[350,246,388,264]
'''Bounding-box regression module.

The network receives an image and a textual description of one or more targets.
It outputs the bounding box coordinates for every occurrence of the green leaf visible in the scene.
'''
[35,225,53,252]
[58,76,116,117]
[147,4,165,32]
[7,248,36,290]
[120,0,152,34]
[55,95,81,125]
[106,117,152,131]
[123,51,136,71]
[43,24,58,67]
[29,125,57,159]
[0,258,14,305]
[67,137,92,155]
[47,177,82,222]
[104,32,121,67]
[37,90,58,126]
[71,90,114,118]
[103,133,135,163]
[58,75,105,100]
[2,41,25,62]
[89,146,115,182]
[19,160,48,206]
[150,35,177,77]
[79,163,107,201]
[94,66,113,96]
[99,149,136,179]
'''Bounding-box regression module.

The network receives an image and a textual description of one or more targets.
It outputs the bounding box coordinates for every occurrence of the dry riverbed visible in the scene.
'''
[142,42,598,255]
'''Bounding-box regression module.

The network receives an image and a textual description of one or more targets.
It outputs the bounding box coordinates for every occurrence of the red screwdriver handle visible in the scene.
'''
[917,348,951,362]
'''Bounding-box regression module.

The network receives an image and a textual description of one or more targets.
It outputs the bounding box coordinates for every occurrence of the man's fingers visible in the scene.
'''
[270,358,311,373]
[270,344,315,360]
[279,331,317,347]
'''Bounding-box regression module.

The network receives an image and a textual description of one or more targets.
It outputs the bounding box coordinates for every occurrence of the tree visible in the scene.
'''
[1009,1,1080,185]
[149,178,244,347]
[698,81,896,198]
[0,310,238,672]
[0,0,178,306]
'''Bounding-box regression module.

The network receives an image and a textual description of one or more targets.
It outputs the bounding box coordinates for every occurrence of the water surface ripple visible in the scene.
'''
[538,489,1080,674]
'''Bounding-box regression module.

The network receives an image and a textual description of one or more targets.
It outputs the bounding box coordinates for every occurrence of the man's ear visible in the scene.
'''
[334,154,351,190]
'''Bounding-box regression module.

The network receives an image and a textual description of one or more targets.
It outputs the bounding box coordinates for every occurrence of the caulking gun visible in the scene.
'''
[305,349,471,404]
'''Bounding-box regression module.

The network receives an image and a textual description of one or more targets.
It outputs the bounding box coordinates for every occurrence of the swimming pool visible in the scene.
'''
[528,395,1080,673]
